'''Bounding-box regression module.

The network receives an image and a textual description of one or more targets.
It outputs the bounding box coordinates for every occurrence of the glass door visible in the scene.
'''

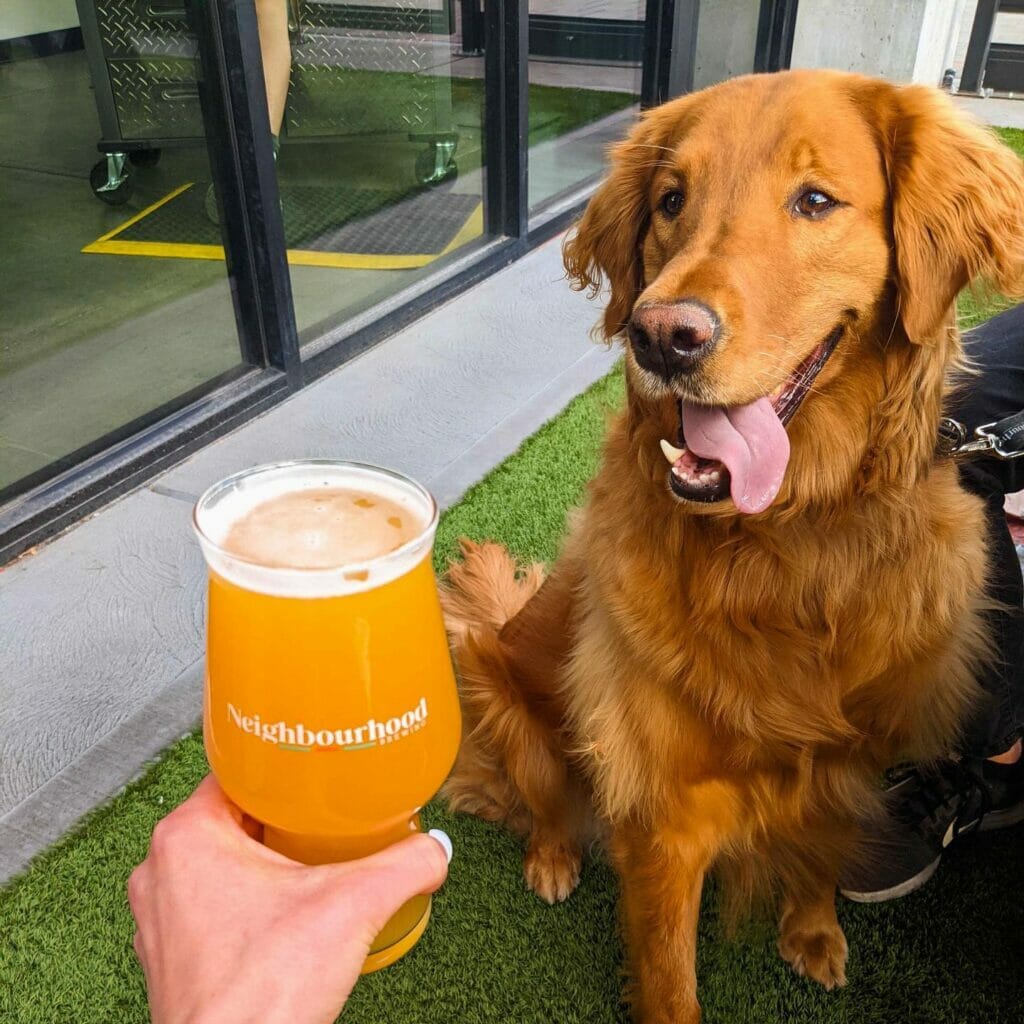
[0,0,250,498]
[527,0,645,211]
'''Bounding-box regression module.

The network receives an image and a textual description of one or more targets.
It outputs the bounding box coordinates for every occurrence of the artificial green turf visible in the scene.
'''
[3,362,1023,1023]
[292,70,636,160]
[995,126,1024,158]
[5,135,1024,1023]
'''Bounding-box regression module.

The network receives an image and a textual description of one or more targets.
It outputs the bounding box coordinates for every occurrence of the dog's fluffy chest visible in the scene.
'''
[563,487,989,823]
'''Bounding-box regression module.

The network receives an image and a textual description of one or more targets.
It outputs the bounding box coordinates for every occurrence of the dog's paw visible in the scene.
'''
[778,922,849,990]
[524,838,581,904]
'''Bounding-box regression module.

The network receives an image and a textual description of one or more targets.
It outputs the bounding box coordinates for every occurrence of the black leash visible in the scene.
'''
[937,410,1024,460]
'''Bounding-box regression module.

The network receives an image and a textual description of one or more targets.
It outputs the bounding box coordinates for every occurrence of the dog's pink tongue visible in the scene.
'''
[682,398,790,514]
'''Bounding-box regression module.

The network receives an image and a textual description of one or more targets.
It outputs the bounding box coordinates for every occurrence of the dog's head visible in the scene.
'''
[565,70,1024,514]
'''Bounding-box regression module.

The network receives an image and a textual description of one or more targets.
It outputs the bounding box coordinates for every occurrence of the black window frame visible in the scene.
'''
[0,0,796,563]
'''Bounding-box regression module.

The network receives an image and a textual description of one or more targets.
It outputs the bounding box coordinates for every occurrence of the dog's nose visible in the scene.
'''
[627,300,720,379]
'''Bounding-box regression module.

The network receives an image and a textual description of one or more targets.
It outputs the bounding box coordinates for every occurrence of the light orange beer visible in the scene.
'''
[193,461,461,972]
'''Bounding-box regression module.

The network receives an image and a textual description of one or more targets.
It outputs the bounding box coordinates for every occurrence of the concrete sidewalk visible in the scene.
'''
[955,93,1024,129]
[0,233,618,882]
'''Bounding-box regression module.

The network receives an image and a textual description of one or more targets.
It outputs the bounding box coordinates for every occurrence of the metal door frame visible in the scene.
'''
[961,0,1024,94]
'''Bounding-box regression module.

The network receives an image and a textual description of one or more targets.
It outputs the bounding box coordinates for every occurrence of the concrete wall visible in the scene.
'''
[1,0,79,41]
[949,0,979,78]
[692,0,761,91]
[913,0,966,83]
[790,0,961,85]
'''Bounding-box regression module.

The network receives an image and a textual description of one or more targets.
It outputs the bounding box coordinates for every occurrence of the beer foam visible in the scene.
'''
[222,487,422,569]
[193,462,436,597]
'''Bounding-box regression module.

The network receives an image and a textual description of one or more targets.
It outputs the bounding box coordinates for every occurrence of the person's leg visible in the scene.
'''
[956,459,1024,765]
[952,304,1024,764]
[841,304,1024,903]
[254,0,291,141]
[205,1,289,224]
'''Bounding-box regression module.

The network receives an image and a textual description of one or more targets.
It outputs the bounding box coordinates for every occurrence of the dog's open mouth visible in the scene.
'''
[660,326,843,514]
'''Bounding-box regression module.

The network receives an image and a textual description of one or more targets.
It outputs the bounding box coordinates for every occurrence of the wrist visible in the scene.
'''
[165,995,271,1024]
[169,987,333,1024]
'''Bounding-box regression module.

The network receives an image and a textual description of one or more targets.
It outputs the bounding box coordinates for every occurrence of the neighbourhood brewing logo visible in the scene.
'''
[227,697,429,752]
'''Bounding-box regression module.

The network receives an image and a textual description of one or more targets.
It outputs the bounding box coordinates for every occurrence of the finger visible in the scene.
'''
[132,929,147,970]
[126,863,149,914]
[426,829,454,864]
[178,777,267,847]
[177,775,247,829]
[328,831,452,935]
[177,778,308,869]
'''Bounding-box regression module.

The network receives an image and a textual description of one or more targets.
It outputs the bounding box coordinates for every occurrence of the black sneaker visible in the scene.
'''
[839,760,987,903]
[978,754,1024,831]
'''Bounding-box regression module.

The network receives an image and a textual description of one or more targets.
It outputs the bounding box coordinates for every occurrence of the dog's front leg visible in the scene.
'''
[610,819,717,1024]
[777,867,848,989]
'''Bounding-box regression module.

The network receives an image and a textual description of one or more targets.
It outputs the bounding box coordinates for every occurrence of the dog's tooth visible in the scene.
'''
[709,471,721,483]
[660,439,686,465]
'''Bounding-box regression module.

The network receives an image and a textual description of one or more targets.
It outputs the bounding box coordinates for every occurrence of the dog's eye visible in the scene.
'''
[660,190,685,217]
[794,189,838,219]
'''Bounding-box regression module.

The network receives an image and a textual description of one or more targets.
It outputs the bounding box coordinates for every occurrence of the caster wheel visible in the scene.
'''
[129,148,161,169]
[204,183,220,226]
[90,156,133,205]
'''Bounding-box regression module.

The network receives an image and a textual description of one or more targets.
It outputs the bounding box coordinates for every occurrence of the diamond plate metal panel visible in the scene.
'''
[286,2,454,138]
[85,0,454,145]
[109,57,203,139]
[90,0,200,140]
[95,0,195,60]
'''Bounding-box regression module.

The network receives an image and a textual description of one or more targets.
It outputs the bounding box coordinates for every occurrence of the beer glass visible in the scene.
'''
[193,461,461,972]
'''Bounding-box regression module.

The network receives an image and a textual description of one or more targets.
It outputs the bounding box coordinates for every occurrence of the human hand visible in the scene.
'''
[128,775,451,1024]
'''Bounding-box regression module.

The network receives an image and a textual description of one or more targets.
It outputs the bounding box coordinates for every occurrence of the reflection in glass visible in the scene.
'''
[527,0,645,211]
[0,0,243,498]
[692,0,761,91]
[275,1,490,341]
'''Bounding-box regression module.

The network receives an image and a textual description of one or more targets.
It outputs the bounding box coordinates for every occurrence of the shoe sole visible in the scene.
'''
[839,855,941,904]
[979,799,1024,831]
[840,804,1024,903]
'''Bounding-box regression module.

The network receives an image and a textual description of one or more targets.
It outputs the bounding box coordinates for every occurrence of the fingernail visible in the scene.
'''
[427,828,453,864]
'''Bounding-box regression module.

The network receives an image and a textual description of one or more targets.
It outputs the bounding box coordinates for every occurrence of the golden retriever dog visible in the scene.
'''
[441,70,1024,1022]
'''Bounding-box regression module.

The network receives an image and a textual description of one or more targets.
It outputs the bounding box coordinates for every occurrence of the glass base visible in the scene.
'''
[261,822,433,972]
[361,896,431,974]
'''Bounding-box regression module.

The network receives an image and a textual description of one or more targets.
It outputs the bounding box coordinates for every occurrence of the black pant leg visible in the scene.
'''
[948,305,1024,757]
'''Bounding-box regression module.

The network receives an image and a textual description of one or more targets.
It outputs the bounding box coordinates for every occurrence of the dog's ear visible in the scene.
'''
[563,111,671,341]
[882,85,1024,344]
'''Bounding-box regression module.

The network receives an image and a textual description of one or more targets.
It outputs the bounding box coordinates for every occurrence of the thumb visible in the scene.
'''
[329,830,452,938]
